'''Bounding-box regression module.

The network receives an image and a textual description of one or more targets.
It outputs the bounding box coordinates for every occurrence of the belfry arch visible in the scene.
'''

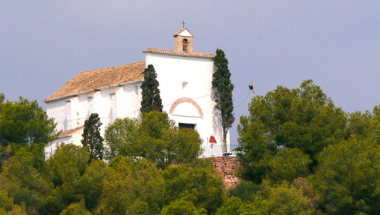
[169,97,203,117]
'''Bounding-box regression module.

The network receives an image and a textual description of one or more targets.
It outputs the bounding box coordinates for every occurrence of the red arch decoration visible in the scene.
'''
[169,97,203,117]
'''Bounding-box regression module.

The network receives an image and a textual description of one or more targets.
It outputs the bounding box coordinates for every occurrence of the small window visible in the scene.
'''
[183,39,188,52]
[182,82,188,89]
[179,123,196,130]
[134,86,139,95]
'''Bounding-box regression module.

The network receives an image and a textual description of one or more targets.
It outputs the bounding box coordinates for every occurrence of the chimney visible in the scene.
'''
[173,28,194,54]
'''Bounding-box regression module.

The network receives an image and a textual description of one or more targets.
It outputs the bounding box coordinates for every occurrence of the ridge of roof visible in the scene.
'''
[45,61,145,102]
[173,28,194,37]
[142,48,215,58]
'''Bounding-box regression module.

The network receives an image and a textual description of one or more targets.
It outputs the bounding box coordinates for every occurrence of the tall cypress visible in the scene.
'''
[81,113,104,160]
[140,64,163,113]
[212,49,235,153]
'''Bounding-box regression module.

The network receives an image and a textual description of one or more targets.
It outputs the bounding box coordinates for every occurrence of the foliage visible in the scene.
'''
[59,199,91,215]
[212,49,234,153]
[0,148,52,214]
[0,190,13,212]
[268,148,311,183]
[104,117,140,160]
[140,64,163,113]
[162,160,226,214]
[81,113,104,160]
[45,144,89,207]
[218,179,319,215]
[96,157,164,215]
[312,138,380,215]
[215,197,244,215]
[345,106,380,143]
[249,180,319,215]
[228,180,261,202]
[0,95,57,147]
[161,197,207,215]
[237,80,346,182]
[105,111,202,168]
[76,159,110,212]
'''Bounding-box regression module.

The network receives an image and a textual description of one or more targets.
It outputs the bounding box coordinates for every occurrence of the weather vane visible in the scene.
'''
[182,20,186,28]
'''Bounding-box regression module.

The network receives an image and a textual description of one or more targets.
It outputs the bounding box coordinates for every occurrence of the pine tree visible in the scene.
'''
[140,64,163,113]
[81,113,104,160]
[212,49,235,153]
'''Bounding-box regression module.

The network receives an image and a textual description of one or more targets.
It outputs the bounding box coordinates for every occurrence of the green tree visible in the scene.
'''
[162,160,226,214]
[237,80,346,182]
[161,197,207,215]
[228,180,261,203]
[0,94,4,103]
[0,190,14,212]
[81,113,104,160]
[140,64,163,113]
[0,95,57,146]
[45,144,89,207]
[268,148,311,183]
[212,49,234,153]
[59,199,91,215]
[312,138,380,215]
[0,148,52,214]
[345,106,380,143]
[76,159,110,212]
[96,157,164,215]
[216,197,244,215]
[218,179,319,215]
[105,111,202,168]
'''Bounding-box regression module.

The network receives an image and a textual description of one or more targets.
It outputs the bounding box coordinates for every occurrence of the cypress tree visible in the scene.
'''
[212,49,235,153]
[81,113,104,160]
[140,64,163,113]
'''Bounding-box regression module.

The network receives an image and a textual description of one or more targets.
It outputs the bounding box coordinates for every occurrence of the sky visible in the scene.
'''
[1,1,380,145]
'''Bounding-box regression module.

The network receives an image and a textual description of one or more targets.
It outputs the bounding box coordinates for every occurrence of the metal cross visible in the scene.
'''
[182,20,186,28]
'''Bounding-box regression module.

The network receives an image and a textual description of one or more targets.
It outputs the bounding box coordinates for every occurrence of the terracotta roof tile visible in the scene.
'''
[58,126,84,137]
[142,48,215,58]
[45,61,145,102]
[87,91,99,98]
[110,87,121,94]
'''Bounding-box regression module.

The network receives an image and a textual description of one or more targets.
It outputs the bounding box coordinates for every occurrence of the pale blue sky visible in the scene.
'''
[1,1,380,145]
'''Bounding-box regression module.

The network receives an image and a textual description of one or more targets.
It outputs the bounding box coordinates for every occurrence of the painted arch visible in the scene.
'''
[169,97,203,117]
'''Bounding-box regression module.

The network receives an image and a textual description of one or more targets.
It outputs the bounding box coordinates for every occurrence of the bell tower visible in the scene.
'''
[173,27,194,54]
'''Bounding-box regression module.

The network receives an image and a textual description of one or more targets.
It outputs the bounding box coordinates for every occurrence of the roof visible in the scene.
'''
[45,61,145,102]
[58,125,84,138]
[142,48,215,58]
[173,28,194,37]
[209,136,217,143]
[87,91,99,98]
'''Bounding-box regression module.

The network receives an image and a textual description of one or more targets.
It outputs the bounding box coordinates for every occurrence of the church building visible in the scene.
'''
[44,28,231,157]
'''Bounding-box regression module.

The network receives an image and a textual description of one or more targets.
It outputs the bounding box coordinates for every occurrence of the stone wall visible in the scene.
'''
[212,156,240,189]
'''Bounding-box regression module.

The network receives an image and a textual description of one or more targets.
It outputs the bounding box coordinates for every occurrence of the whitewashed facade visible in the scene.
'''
[45,28,231,157]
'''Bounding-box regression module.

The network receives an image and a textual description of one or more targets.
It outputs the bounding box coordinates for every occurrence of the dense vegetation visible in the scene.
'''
[1,79,380,214]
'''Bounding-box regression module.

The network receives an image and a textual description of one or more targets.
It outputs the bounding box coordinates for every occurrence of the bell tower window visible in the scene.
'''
[183,39,188,52]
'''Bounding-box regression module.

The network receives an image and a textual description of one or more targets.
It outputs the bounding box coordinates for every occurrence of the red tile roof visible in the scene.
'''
[142,48,215,58]
[209,136,217,143]
[45,61,145,102]
[58,126,84,137]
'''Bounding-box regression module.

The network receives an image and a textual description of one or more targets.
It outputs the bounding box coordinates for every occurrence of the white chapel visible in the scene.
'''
[44,28,231,157]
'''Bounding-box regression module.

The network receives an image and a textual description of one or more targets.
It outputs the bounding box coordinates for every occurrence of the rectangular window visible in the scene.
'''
[110,94,117,123]
[179,123,196,130]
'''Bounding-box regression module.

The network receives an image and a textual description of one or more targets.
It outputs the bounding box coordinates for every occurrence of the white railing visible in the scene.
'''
[200,144,239,158]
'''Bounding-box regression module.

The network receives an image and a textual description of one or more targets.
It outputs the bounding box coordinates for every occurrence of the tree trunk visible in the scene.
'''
[223,128,227,154]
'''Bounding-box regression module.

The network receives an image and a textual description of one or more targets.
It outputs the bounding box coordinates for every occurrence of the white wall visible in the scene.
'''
[146,53,228,156]
[46,53,230,157]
